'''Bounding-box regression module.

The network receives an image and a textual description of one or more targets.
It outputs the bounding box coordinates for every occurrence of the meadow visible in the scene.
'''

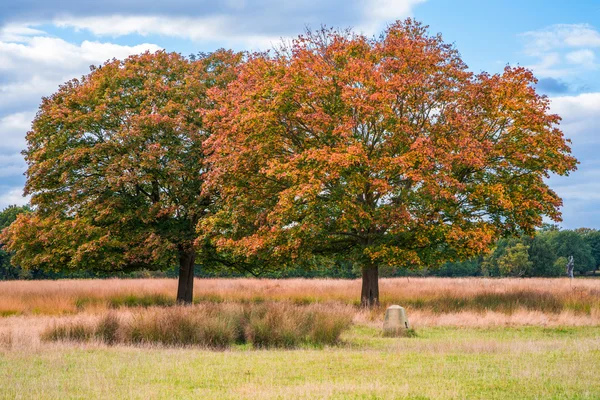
[1,277,599,399]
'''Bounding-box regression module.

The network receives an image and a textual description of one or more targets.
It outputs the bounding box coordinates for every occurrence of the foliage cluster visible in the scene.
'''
[438,226,599,278]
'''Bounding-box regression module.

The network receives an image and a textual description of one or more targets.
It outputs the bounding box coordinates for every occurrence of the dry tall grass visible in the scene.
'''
[0,278,599,330]
[40,303,353,349]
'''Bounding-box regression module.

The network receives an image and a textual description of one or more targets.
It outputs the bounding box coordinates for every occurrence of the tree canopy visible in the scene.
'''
[202,20,577,306]
[1,50,242,302]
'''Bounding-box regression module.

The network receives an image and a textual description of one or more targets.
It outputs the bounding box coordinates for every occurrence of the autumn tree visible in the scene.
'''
[0,205,31,280]
[1,50,241,303]
[202,20,577,306]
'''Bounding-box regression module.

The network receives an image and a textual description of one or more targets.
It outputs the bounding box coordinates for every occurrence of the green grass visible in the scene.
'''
[108,294,176,308]
[0,310,19,317]
[75,294,178,311]
[2,326,599,399]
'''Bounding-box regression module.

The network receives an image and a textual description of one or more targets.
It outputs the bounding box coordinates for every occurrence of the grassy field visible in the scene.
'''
[1,326,599,399]
[1,277,599,399]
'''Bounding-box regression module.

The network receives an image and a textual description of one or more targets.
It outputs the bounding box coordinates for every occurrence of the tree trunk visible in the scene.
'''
[361,264,379,307]
[176,247,196,304]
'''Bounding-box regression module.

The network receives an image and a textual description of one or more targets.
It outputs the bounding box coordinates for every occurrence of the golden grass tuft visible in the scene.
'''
[41,303,353,349]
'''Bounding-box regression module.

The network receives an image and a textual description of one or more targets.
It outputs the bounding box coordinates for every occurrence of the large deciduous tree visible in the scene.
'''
[1,50,241,303]
[202,20,577,306]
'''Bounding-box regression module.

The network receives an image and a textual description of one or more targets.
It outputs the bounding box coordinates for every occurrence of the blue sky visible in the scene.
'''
[0,0,599,228]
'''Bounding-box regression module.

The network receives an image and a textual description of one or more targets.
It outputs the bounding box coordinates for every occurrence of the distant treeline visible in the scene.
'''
[1,205,598,279]
[212,225,600,278]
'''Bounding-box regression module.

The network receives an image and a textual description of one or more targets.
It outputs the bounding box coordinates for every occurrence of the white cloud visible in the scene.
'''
[357,0,426,34]
[54,15,226,39]
[0,188,29,210]
[522,24,600,54]
[548,92,600,228]
[50,0,426,47]
[0,34,162,113]
[0,34,162,131]
[0,112,32,154]
[550,92,600,141]
[0,38,160,117]
[549,169,600,228]
[556,181,600,201]
[525,52,571,79]
[54,15,281,49]
[0,23,46,42]
[560,26,600,48]
[521,24,599,79]
[0,36,161,78]
[565,49,595,66]
[0,165,26,179]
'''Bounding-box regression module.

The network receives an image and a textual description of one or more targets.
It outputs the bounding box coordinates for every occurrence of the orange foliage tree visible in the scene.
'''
[1,50,241,303]
[202,20,577,306]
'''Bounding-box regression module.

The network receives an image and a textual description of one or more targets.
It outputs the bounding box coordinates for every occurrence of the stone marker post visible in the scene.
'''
[383,305,410,337]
